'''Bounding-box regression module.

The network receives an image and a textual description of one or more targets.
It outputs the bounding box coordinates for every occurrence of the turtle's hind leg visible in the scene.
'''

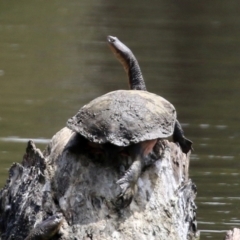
[173,120,193,154]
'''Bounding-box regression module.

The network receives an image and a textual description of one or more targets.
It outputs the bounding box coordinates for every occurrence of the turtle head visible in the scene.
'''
[107,35,133,73]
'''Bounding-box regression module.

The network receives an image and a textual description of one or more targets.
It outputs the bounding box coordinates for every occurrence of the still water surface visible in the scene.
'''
[1,1,240,238]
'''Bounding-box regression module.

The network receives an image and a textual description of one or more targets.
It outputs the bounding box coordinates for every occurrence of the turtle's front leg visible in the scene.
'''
[115,139,157,208]
[116,155,142,208]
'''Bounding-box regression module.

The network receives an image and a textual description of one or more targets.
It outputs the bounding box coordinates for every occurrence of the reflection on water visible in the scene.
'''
[0,137,50,144]
[1,0,240,238]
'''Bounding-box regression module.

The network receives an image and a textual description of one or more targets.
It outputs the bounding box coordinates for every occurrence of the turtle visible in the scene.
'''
[67,89,177,207]
[107,35,193,154]
[25,213,63,240]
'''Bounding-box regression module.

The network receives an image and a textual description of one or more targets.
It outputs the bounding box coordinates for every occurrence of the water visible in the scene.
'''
[1,1,240,238]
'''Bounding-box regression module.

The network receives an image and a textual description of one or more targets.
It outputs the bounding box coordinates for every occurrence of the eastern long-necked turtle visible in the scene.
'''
[107,35,192,154]
[67,90,176,207]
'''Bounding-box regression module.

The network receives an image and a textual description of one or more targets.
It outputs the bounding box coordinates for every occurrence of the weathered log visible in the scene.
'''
[224,228,240,240]
[0,127,199,240]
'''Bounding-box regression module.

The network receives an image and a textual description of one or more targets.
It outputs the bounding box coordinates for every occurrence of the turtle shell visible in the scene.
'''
[67,90,176,146]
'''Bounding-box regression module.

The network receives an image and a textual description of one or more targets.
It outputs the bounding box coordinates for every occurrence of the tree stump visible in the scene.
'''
[0,127,199,240]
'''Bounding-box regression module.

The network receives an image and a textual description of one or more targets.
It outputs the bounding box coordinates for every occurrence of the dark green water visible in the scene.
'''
[1,1,240,238]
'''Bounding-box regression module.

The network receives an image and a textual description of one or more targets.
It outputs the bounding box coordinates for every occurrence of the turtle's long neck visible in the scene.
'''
[127,57,147,91]
[107,36,147,91]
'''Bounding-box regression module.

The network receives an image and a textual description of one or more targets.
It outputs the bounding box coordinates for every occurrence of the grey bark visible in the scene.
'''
[0,127,199,240]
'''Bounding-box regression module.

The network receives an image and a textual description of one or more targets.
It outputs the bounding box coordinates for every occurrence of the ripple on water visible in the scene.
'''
[207,155,234,160]
[198,124,228,130]
[0,70,4,76]
[199,124,210,129]
[215,125,228,130]
[200,202,230,206]
[0,137,50,144]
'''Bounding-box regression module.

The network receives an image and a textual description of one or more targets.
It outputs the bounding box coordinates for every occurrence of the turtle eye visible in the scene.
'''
[107,36,116,43]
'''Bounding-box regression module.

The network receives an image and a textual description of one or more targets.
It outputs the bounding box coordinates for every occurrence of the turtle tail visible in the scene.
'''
[173,120,193,154]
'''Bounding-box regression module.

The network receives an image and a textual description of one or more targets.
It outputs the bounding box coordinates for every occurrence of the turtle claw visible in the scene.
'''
[115,178,135,209]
